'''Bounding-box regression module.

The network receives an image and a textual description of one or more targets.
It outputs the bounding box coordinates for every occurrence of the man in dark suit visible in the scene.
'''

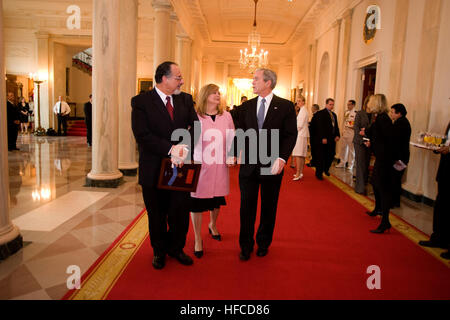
[419,121,450,259]
[7,92,20,151]
[84,94,92,146]
[229,68,297,261]
[390,103,411,207]
[313,98,340,180]
[131,61,199,270]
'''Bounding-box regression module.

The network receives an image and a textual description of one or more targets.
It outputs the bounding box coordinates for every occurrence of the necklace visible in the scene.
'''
[205,112,218,116]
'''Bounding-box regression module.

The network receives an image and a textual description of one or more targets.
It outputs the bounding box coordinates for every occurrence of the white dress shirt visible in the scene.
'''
[256,92,274,121]
[53,101,71,115]
[155,86,173,107]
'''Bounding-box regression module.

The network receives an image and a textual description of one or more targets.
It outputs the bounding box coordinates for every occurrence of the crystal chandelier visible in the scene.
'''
[239,0,268,73]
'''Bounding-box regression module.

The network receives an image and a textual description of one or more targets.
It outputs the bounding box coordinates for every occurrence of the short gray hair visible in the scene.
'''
[256,68,277,89]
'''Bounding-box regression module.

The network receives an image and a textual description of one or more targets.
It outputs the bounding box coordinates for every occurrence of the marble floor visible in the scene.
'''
[0,134,434,300]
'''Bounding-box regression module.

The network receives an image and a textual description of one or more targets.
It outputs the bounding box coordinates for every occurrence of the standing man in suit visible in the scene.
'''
[314,98,340,180]
[229,68,297,261]
[52,96,71,136]
[84,94,92,147]
[131,61,199,270]
[390,103,411,207]
[7,92,20,151]
[419,121,450,258]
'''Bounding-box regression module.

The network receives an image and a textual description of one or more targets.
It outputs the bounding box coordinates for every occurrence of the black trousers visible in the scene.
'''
[315,141,336,177]
[57,114,68,135]
[239,170,283,252]
[7,125,18,150]
[391,168,405,206]
[430,180,450,246]
[141,185,190,257]
[85,120,92,145]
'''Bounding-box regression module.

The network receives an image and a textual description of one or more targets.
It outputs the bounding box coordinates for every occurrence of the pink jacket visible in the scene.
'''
[191,111,235,199]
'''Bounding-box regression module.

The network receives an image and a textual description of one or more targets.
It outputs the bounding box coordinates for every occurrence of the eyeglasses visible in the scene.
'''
[172,76,183,81]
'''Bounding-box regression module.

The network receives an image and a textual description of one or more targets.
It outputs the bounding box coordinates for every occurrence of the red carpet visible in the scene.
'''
[65,166,450,300]
[67,120,87,136]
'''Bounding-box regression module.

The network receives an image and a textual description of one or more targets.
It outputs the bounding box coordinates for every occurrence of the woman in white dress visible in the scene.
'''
[292,95,309,180]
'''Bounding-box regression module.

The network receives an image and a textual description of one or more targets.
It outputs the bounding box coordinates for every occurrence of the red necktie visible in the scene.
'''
[166,96,174,121]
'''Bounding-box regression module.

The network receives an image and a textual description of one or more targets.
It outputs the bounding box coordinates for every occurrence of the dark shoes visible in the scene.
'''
[208,227,221,241]
[194,241,203,259]
[239,250,252,261]
[152,255,166,270]
[418,240,448,249]
[315,174,323,180]
[370,223,392,234]
[440,251,450,260]
[169,251,193,266]
[366,210,382,217]
[256,247,268,257]
[324,171,330,176]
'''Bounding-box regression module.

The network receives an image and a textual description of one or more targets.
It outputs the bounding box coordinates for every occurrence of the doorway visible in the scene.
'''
[361,63,377,107]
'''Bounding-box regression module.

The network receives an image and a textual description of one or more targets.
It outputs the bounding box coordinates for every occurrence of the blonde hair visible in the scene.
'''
[196,84,224,117]
[367,94,388,114]
[362,94,372,111]
[297,95,306,103]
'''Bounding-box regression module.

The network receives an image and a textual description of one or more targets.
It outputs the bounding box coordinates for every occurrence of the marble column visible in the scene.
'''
[86,0,123,187]
[35,31,50,130]
[152,0,173,73]
[175,35,192,93]
[387,0,410,103]
[170,13,178,61]
[330,19,342,100]
[0,0,23,260]
[118,0,138,176]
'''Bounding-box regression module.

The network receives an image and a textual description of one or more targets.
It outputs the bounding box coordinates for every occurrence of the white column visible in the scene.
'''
[35,31,50,130]
[152,0,173,73]
[86,0,123,187]
[170,13,178,61]
[118,0,138,176]
[175,35,192,93]
[0,0,23,260]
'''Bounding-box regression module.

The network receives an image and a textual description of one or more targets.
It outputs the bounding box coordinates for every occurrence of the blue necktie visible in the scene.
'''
[258,98,266,129]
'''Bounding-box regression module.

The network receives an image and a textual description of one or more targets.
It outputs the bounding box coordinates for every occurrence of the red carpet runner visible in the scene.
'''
[64,166,450,300]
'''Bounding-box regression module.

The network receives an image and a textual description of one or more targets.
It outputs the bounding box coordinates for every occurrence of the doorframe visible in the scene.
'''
[352,52,382,109]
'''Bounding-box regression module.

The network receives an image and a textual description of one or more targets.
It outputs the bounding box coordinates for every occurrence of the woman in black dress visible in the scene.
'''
[18,97,30,134]
[363,94,395,233]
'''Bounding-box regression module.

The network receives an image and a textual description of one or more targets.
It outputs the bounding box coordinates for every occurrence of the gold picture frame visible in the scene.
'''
[137,78,153,94]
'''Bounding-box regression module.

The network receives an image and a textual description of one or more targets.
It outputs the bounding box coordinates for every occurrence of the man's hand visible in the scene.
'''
[335,136,340,142]
[359,128,365,136]
[271,158,285,175]
[226,156,236,167]
[437,145,449,155]
[322,138,327,144]
[170,144,189,168]
[14,120,20,125]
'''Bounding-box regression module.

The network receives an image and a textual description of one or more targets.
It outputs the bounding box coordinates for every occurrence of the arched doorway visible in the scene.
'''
[317,52,330,108]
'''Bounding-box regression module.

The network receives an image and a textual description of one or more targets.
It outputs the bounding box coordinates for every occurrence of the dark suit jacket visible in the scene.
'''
[314,108,340,143]
[131,89,199,187]
[353,110,370,145]
[7,101,19,128]
[232,95,297,178]
[436,122,450,183]
[84,102,92,125]
[392,116,411,164]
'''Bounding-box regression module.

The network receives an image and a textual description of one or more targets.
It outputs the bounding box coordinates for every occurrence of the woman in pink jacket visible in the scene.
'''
[190,84,235,258]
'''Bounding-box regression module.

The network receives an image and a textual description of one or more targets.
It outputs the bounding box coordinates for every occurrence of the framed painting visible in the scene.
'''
[138,78,153,94]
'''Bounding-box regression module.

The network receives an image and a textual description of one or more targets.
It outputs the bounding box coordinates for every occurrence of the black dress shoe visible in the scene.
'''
[370,223,392,234]
[315,174,323,180]
[324,171,330,176]
[239,251,251,261]
[208,227,221,241]
[418,240,448,249]
[440,251,450,260]
[256,247,268,257]
[152,256,165,270]
[169,251,193,265]
[366,210,382,217]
